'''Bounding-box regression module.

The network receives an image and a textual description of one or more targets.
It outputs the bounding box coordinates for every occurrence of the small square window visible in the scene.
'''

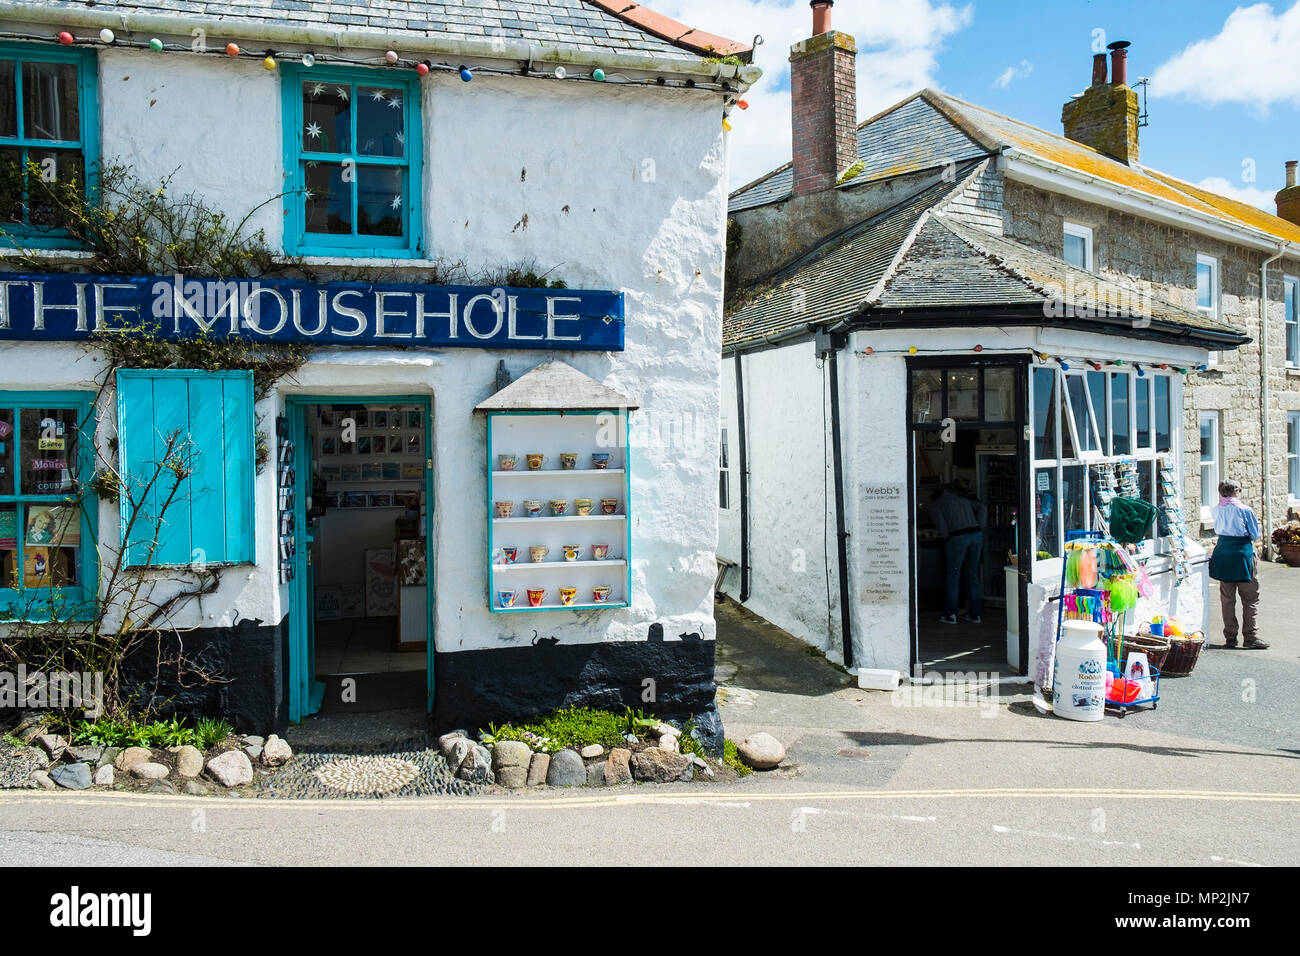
[1063,223,1093,271]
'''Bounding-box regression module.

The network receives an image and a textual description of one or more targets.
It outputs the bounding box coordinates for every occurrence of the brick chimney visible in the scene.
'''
[1276,161,1300,225]
[790,1,858,196]
[1061,40,1140,164]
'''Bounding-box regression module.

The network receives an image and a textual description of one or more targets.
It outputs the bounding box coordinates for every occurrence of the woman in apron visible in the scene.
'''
[1208,480,1268,649]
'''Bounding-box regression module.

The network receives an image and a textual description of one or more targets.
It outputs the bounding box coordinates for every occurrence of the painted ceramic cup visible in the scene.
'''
[496,546,519,565]
[592,585,612,603]
[494,500,514,518]
[574,498,593,516]
[560,453,578,470]
[548,499,568,516]
[529,545,549,563]
[591,453,611,469]
[559,586,578,607]
[498,590,517,608]
[526,453,547,471]
[591,543,610,560]
[498,454,517,471]
[600,497,618,515]
[562,544,582,562]
[527,588,546,608]
[523,499,543,517]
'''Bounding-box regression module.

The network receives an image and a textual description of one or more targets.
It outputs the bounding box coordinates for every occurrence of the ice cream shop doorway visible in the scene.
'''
[283,396,433,723]
[907,358,1030,675]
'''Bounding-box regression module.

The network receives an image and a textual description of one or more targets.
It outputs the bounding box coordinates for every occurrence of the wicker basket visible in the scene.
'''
[1114,632,1171,672]
[1160,632,1205,677]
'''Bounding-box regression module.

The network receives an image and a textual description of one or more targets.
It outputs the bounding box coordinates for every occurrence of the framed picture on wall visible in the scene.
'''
[405,410,422,430]
[406,433,421,455]
[372,411,389,430]
[320,436,337,456]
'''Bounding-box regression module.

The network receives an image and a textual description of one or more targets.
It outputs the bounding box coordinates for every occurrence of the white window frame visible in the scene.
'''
[1287,411,1300,502]
[1196,253,1220,318]
[718,423,731,511]
[1029,364,1176,575]
[1284,275,1299,368]
[1063,222,1094,272]
[1199,410,1221,520]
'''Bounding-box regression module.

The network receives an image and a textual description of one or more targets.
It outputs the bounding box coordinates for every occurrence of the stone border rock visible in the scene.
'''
[0,715,296,797]
[436,720,722,791]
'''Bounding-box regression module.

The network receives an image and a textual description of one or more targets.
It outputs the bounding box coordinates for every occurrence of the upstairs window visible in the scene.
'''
[1196,253,1219,316]
[0,42,99,248]
[1285,275,1299,367]
[1063,222,1093,271]
[282,64,423,257]
[116,371,255,567]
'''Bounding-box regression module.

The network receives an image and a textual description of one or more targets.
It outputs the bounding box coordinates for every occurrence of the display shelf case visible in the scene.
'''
[485,408,632,612]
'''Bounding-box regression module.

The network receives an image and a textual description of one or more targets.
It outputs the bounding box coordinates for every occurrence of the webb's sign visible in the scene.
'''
[0,273,625,352]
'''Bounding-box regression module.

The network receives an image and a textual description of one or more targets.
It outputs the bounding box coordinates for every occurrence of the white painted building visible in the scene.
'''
[0,0,758,747]
[718,8,1256,690]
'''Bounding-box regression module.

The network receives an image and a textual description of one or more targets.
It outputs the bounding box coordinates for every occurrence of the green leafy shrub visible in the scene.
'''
[723,739,752,777]
[479,706,628,754]
[678,719,706,759]
[195,718,234,750]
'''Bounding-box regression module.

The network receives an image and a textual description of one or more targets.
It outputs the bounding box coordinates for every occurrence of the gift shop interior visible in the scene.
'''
[300,401,430,712]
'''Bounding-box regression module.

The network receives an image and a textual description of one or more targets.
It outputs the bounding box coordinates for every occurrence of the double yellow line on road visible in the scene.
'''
[3,786,1298,812]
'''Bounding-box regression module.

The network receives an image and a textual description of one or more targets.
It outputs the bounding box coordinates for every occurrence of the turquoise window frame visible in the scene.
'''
[280,63,424,258]
[116,369,256,569]
[0,40,100,250]
[0,390,98,621]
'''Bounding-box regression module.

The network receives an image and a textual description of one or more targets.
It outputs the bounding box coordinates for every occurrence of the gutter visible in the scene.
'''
[1,2,762,87]
[1261,245,1285,560]
[1002,151,1300,259]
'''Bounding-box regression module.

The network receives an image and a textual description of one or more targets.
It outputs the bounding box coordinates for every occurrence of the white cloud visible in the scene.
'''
[1150,2,1300,110]
[1195,176,1278,212]
[993,60,1034,89]
[650,0,974,187]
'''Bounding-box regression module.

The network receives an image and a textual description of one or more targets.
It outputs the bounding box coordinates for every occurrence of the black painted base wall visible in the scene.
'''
[120,617,283,736]
[432,635,724,754]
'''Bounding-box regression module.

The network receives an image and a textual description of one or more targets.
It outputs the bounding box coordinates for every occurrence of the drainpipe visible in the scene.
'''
[816,329,855,670]
[1261,245,1285,560]
[733,352,751,602]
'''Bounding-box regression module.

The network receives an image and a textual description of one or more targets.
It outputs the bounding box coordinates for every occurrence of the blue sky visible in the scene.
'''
[656,1,1300,207]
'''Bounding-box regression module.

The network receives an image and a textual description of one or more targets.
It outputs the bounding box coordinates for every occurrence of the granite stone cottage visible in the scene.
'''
[0,0,758,750]
[717,2,1297,686]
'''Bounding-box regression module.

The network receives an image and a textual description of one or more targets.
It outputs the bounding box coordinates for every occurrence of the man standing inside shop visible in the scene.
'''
[1208,479,1269,649]
[931,483,987,625]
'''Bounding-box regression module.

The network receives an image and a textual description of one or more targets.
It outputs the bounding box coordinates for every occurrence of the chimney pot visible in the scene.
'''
[1091,53,1108,87]
[1287,160,1298,189]
[1107,39,1130,87]
[811,1,833,36]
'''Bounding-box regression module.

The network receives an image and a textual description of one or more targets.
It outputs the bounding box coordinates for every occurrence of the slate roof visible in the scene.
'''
[730,87,1300,247]
[723,169,976,348]
[474,359,639,411]
[20,1,750,62]
[729,94,990,212]
[876,216,1246,340]
[723,165,1249,351]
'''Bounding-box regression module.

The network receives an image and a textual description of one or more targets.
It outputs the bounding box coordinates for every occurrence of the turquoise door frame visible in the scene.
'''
[284,395,436,722]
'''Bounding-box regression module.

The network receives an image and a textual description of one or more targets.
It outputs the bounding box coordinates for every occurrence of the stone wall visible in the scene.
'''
[1001,179,1300,547]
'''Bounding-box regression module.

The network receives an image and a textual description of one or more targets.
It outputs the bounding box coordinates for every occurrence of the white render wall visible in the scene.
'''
[721,323,1216,677]
[3,49,732,655]
[718,344,842,654]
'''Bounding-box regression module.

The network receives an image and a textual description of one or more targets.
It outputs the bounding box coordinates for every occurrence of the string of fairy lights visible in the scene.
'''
[853,343,1210,375]
[21,27,751,119]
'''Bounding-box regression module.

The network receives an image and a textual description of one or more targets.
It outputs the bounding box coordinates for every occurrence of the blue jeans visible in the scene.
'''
[944,531,983,618]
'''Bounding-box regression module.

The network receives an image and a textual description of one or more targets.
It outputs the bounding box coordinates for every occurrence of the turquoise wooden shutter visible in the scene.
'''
[117,370,255,566]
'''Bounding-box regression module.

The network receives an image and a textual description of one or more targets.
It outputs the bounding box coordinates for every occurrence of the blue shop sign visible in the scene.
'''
[0,273,625,352]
